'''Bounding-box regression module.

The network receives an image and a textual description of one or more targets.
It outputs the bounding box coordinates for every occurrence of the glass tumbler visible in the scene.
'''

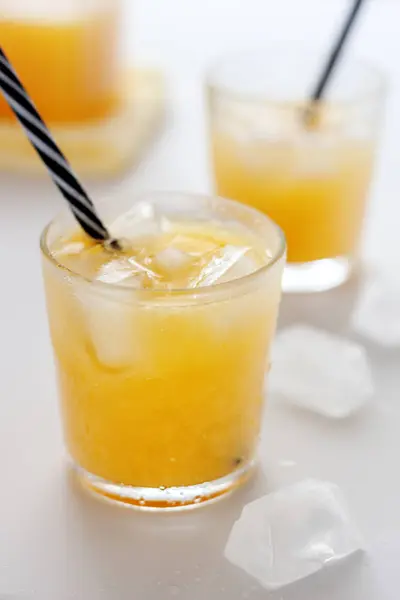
[207,46,386,292]
[41,191,286,509]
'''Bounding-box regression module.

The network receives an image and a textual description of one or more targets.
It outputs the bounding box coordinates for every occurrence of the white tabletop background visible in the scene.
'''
[1,0,400,598]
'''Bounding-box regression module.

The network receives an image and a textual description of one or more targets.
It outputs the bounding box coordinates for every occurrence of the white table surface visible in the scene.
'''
[1,1,400,598]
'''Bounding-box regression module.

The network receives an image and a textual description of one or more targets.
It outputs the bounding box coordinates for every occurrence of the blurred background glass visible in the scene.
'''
[0,0,121,124]
[207,46,386,292]
[127,0,397,272]
[0,0,165,178]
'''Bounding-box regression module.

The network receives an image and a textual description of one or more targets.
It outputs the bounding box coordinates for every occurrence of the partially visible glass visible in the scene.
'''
[41,191,286,509]
[0,0,121,124]
[207,46,386,292]
[0,0,158,179]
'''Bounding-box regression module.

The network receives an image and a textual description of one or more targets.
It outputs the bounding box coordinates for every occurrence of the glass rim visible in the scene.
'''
[40,191,286,301]
[206,45,387,108]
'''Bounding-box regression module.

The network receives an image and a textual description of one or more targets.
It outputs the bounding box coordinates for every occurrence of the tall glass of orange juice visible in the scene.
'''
[41,191,286,509]
[207,47,386,292]
[0,0,121,124]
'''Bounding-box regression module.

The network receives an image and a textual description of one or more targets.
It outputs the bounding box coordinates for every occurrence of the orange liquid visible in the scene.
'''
[212,133,375,264]
[43,224,284,489]
[0,13,120,124]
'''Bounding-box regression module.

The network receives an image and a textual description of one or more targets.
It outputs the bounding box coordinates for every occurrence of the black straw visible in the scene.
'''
[309,0,367,105]
[0,46,113,243]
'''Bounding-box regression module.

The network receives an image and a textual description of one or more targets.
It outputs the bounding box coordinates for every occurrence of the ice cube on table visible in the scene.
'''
[190,245,257,287]
[352,275,400,347]
[225,479,363,590]
[269,325,374,418]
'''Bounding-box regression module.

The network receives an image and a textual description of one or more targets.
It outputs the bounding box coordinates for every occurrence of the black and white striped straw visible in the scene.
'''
[0,46,112,243]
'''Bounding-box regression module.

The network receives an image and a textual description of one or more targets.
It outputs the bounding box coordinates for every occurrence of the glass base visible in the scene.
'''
[282,257,352,293]
[73,460,255,510]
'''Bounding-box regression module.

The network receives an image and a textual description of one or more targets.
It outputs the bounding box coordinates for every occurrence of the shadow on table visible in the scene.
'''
[60,466,269,600]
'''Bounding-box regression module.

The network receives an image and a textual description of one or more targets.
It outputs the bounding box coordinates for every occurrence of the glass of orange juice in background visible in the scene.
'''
[0,0,121,124]
[207,47,386,292]
[41,192,286,509]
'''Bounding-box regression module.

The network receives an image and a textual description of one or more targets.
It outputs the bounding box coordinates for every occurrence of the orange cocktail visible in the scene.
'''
[41,192,285,508]
[0,4,120,123]
[207,48,385,291]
